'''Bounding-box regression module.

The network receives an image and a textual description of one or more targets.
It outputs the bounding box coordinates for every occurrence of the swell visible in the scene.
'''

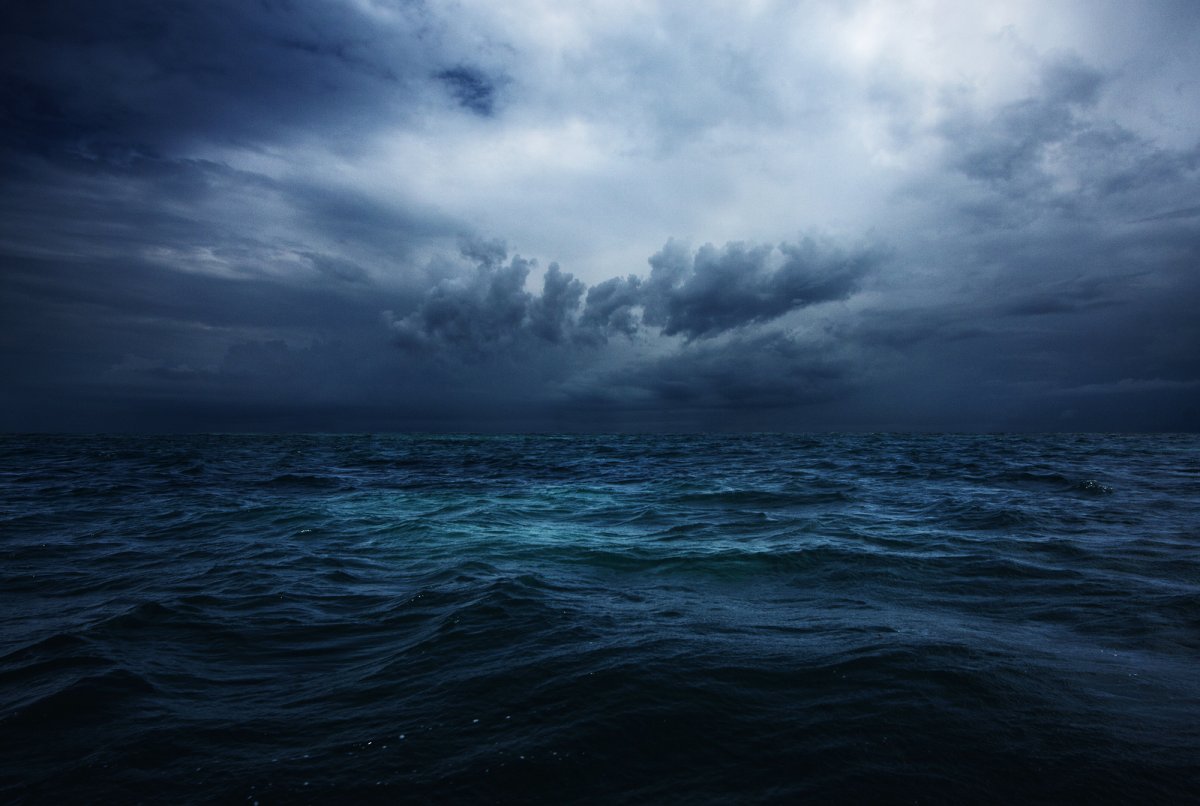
[1,433,1199,803]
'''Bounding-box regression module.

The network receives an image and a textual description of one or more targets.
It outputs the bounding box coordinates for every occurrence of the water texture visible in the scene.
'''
[1,433,1198,803]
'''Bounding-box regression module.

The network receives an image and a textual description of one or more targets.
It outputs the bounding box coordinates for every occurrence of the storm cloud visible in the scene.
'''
[387,243,585,353]
[641,238,877,340]
[388,235,881,354]
[1,1,1197,431]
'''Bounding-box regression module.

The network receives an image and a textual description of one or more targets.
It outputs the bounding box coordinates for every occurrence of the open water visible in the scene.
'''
[1,433,1198,803]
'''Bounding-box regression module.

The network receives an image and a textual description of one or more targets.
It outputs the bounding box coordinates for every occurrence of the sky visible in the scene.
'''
[1,0,1198,432]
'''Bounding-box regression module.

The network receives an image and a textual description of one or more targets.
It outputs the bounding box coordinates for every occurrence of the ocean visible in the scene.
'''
[1,433,1198,803]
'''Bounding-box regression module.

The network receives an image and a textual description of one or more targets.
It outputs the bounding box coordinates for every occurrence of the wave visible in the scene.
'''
[1,433,1198,803]
[2,668,158,729]
[258,473,351,490]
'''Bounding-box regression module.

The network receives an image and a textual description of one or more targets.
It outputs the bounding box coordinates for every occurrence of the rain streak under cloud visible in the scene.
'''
[1,0,1198,431]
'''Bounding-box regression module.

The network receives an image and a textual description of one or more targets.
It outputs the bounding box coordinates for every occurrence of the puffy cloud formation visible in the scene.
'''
[642,238,876,340]
[388,243,585,352]
[388,236,881,353]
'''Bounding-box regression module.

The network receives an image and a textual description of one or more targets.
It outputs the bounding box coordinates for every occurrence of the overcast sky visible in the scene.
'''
[2,0,1198,432]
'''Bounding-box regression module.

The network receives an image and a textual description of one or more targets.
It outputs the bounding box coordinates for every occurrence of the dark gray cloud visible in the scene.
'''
[580,275,643,339]
[304,252,370,284]
[641,238,879,340]
[436,66,501,116]
[1133,205,1200,224]
[530,263,586,343]
[386,235,879,357]
[938,54,1199,226]
[387,241,586,353]
[390,256,533,351]
[0,0,433,159]
[942,59,1099,190]
[1039,56,1105,107]
[999,274,1119,317]
[569,331,850,410]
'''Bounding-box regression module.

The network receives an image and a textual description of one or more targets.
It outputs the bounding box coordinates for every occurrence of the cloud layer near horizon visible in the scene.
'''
[1,0,1198,431]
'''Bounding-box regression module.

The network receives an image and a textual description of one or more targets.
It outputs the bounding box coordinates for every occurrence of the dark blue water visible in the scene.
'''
[2,434,1198,803]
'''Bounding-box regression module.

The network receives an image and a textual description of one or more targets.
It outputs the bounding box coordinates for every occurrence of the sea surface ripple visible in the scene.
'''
[1,433,1198,803]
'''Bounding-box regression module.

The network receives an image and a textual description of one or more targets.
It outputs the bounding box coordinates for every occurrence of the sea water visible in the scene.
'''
[2,433,1198,802]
